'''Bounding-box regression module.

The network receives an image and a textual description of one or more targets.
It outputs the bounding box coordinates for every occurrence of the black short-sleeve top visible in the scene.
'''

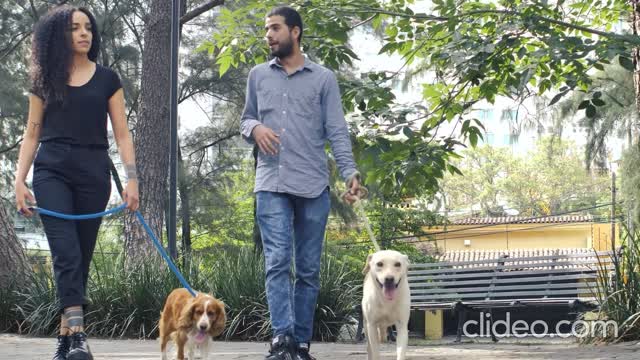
[34,64,122,148]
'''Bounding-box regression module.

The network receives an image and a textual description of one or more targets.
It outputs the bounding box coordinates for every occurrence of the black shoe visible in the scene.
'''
[52,335,70,360]
[295,343,316,360]
[265,334,296,360]
[67,332,93,360]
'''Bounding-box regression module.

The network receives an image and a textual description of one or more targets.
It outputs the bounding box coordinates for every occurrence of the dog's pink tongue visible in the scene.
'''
[383,286,396,301]
[194,330,207,343]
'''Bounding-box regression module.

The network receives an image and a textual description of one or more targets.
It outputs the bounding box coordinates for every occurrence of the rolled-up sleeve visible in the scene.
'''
[240,68,261,144]
[322,71,358,181]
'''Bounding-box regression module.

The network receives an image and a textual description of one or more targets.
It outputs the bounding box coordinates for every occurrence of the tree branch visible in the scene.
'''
[188,131,239,156]
[0,31,31,62]
[343,7,640,46]
[0,138,23,154]
[350,14,376,30]
[180,0,225,26]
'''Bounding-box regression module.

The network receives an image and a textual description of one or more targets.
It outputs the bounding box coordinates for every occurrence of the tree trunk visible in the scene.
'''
[252,145,263,252]
[633,1,640,118]
[0,202,29,288]
[179,0,192,259]
[629,0,640,230]
[178,144,191,255]
[124,0,172,264]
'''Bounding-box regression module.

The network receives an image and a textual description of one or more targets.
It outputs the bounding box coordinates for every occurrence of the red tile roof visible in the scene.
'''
[451,215,593,225]
[436,248,611,269]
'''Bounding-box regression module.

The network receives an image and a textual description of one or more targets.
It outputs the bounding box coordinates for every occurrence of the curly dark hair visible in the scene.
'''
[30,5,101,105]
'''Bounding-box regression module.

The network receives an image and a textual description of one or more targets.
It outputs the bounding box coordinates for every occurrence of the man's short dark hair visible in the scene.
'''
[267,6,303,43]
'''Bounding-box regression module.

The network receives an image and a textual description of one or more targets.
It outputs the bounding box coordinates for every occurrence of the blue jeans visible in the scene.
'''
[256,189,330,344]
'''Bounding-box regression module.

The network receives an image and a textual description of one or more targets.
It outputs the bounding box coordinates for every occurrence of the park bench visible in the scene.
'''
[408,249,619,341]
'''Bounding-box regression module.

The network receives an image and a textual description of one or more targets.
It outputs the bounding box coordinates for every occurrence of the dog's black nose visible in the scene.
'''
[384,277,395,284]
[199,324,208,331]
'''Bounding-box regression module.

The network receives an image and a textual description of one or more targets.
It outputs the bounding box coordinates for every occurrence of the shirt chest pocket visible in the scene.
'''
[292,89,321,120]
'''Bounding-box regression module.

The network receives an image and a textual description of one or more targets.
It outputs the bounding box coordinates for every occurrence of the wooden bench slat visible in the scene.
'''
[410,251,617,269]
[410,297,598,309]
[410,281,598,295]
[411,288,595,301]
[402,254,612,317]
[408,266,612,281]
[408,273,598,288]
[408,260,613,275]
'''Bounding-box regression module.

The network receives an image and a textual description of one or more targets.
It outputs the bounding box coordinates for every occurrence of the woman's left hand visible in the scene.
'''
[123,180,139,211]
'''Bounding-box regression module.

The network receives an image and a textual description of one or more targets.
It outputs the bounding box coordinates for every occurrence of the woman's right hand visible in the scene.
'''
[15,181,36,217]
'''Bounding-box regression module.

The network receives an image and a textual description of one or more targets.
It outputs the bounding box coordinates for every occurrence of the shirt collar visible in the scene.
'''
[269,56,313,72]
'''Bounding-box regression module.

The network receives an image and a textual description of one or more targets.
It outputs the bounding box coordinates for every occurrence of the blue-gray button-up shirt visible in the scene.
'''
[240,57,358,198]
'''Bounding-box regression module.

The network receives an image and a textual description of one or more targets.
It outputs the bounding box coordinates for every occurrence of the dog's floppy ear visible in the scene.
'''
[178,298,196,329]
[209,300,226,337]
[362,254,373,275]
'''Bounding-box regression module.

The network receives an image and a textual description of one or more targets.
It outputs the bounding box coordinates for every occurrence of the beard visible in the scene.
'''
[270,34,294,58]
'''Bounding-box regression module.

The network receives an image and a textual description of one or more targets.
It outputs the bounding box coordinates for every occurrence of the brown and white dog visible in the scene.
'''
[361,250,410,360]
[159,288,226,360]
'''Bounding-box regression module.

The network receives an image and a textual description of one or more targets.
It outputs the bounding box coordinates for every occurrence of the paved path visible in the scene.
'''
[1,334,639,359]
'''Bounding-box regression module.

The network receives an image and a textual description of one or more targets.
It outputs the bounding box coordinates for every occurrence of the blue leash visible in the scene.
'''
[23,204,197,297]
[32,203,128,220]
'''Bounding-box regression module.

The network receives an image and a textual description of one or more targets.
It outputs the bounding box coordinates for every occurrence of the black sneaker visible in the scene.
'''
[265,334,296,360]
[67,332,93,360]
[52,335,70,360]
[295,343,316,360]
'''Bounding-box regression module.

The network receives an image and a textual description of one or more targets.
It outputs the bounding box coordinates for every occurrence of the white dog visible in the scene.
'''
[361,250,410,360]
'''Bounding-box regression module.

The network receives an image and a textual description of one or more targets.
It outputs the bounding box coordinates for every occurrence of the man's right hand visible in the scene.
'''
[252,124,280,155]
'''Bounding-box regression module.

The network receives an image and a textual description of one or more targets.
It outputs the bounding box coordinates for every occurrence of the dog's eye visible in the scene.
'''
[376,261,383,267]
[207,311,215,316]
[394,262,401,267]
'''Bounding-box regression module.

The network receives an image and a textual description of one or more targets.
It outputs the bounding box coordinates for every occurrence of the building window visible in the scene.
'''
[478,109,494,122]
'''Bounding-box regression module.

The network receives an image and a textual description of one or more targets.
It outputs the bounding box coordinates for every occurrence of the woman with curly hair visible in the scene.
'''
[14,5,139,360]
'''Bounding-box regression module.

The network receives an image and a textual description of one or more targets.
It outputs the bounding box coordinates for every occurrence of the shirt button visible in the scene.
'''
[284,94,287,97]
[282,110,286,114]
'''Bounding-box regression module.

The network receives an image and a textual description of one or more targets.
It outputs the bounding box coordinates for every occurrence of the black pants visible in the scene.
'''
[32,142,111,312]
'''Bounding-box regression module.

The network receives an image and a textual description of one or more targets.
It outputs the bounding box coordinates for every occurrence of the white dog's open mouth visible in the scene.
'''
[377,278,401,301]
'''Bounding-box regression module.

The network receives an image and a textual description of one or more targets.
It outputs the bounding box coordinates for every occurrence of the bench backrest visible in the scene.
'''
[408,250,618,305]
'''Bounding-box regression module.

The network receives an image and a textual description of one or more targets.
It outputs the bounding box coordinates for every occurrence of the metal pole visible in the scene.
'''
[611,171,616,252]
[169,0,181,259]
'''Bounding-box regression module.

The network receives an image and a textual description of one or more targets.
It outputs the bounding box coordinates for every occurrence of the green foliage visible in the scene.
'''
[204,0,636,200]
[506,137,611,216]
[0,275,24,333]
[2,243,366,341]
[325,196,443,265]
[442,138,610,216]
[187,159,256,248]
[621,143,640,227]
[441,145,513,216]
[583,224,640,342]
[552,63,637,170]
